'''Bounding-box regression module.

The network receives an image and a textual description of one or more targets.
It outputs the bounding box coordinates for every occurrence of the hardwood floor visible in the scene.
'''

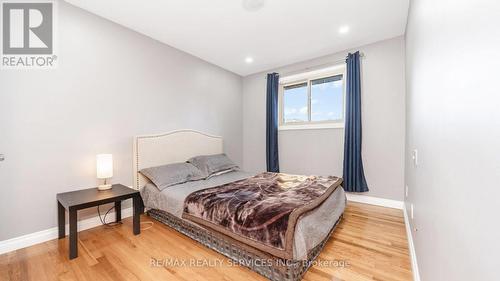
[0,202,412,281]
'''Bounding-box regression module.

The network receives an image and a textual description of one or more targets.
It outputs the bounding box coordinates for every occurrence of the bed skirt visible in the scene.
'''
[147,209,343,281]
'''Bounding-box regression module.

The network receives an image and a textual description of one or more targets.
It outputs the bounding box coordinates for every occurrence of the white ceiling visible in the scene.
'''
[65,0,409,76]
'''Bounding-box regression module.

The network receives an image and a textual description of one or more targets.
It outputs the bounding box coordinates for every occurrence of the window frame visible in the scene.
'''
[278,66,346,130]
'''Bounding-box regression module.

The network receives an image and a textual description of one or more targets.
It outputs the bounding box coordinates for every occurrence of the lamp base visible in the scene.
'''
[98,184,112,191]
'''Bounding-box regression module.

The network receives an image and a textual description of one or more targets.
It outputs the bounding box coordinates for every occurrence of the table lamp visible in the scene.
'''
[96,154,113,190]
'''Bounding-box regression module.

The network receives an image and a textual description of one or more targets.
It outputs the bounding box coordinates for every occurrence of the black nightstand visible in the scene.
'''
[56,184,142,259]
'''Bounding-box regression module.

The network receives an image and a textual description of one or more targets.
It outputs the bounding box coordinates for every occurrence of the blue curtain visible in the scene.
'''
[266,73,280,173]
[343,52,369,192]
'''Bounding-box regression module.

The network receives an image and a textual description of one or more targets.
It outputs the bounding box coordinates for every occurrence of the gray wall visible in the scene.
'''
[243,37,406,201]
[405,0,500,280]
[0,2,242,240]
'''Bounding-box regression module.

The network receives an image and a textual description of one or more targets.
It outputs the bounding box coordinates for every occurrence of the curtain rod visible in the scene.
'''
[264,52,365,79]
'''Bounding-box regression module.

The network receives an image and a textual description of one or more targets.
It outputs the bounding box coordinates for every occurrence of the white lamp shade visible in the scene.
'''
[96,154,113,179]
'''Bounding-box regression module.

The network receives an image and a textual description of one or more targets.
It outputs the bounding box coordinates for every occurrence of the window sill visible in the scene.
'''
[278,123,345,131]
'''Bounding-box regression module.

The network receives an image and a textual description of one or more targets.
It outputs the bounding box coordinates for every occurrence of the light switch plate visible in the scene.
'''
[405,185,409,198]
[412,149,418,167]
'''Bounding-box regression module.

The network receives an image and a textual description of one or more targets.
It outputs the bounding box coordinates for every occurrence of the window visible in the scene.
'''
[283,82,308,123]
[279,67,345,129]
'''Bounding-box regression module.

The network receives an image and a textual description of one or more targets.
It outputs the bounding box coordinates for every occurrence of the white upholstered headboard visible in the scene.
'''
[133,130,223,190]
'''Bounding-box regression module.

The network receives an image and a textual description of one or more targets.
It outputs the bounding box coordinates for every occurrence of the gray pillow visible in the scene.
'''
[188,154,238,177]
[139,162,205,191]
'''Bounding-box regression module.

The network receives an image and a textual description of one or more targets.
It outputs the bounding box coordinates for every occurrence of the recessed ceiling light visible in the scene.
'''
[245,57,254,64]
[339,25,350,34]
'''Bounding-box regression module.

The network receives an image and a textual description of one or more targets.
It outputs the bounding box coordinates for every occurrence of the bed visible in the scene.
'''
[133,130,346,281]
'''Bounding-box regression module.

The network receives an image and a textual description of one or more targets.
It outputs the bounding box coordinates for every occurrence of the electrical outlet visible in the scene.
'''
[410,204,414,220]
[412,149,418,167]
[405,185,409,198]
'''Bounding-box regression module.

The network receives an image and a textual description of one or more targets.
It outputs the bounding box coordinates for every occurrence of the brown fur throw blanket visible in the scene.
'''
[182,172,342,259]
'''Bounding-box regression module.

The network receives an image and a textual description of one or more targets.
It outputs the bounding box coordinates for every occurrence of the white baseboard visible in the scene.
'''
[346,193,404,209]
[0,207,133,255]
[403,203,421,281]
[346,195,420,280]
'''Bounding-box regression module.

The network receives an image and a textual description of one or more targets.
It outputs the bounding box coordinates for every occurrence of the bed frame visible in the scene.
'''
[133,129,342,281]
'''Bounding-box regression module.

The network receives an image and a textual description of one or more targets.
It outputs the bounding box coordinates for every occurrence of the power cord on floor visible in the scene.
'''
[97,205,122,227]
[78,207,153,261]
[97,205,154,231]
[140,221,154,231]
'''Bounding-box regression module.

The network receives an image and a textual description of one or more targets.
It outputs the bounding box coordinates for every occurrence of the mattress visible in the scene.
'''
[140,170,346,260]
